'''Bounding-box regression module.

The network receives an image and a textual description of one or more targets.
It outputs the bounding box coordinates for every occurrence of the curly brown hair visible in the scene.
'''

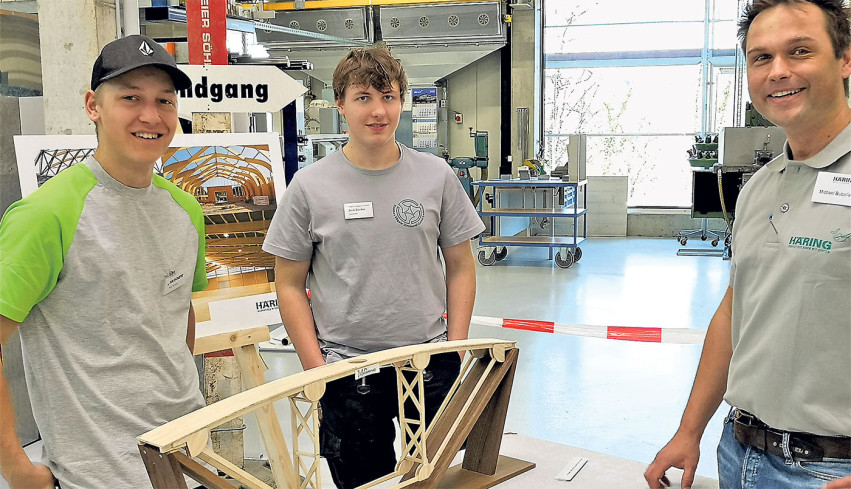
[332,48,408,103]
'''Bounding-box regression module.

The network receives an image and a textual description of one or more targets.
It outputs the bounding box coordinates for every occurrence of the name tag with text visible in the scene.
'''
[812,172,851,206]
[162,270,187,295]
[355,364,380,380]
[344,202,374,219]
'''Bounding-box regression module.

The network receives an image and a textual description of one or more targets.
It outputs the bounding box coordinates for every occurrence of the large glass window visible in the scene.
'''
[545,0,743,207]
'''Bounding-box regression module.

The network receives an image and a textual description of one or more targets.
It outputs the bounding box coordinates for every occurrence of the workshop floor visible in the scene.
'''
[253,237,730,483]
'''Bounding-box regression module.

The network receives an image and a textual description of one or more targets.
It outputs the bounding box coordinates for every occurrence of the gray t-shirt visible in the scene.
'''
[262,144,484,361]
[726,124,851,436]
[0,157,207,488]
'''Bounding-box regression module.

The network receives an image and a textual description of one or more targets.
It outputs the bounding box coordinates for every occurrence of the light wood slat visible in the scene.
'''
[198,449,274,489]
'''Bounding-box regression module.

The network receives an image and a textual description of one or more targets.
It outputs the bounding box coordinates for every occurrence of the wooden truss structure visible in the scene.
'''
[138,338,532,488]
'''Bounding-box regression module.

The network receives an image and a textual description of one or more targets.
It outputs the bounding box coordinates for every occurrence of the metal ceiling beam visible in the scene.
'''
[254,21,372,45]
[257,0,491,11]
[143,6,256,33]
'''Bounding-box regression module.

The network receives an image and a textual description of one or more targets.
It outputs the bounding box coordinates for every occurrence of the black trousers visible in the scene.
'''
[318,352,462,489]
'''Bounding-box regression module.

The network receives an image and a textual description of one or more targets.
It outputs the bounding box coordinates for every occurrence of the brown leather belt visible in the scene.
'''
[732,410,851,462]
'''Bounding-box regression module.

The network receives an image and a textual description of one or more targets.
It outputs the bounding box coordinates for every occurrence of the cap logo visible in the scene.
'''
[139,41,154,56]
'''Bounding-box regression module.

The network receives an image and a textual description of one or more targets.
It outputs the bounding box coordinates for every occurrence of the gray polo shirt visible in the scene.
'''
[725,123,851,436]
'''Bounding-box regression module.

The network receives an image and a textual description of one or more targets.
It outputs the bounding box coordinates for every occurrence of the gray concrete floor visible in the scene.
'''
[252,237,730,482]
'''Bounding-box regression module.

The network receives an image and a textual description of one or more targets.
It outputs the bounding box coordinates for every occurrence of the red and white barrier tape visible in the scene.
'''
[470,315,706,345]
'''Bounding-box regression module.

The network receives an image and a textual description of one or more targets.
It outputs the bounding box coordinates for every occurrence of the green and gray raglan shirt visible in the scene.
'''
[0,157,207,489]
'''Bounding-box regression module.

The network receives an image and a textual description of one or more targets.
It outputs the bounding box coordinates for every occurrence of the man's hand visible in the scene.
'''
[824,476,851,489]
[4,459,55,489]
[644,431,701,489]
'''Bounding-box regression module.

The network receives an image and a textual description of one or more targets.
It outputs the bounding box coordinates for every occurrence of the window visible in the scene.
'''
[545,0,744,207]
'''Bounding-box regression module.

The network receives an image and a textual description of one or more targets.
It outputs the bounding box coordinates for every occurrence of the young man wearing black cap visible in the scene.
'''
[0,35,207,489]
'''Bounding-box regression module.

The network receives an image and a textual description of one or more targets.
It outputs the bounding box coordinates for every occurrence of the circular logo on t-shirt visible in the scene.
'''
[393,199,424,227]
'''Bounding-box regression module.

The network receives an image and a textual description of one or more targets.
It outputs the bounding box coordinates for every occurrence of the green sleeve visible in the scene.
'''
[0,165,96,322]
[154,176,208,292]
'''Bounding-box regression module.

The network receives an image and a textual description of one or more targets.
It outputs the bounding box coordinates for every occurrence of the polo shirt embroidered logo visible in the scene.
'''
[788,235,832,253]
[139,41,154,56]
[393,199,425,227]
[831,228,851,243]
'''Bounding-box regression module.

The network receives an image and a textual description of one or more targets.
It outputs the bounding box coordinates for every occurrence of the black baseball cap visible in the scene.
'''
[90,34,192,91]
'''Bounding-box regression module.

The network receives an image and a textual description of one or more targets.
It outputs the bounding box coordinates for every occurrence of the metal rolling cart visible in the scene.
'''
[472,179,588,268]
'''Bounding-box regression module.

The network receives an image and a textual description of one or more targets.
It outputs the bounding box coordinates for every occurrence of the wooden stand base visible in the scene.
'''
[437,456,535,489]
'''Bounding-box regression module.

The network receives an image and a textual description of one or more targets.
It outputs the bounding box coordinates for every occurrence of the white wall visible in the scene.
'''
[445,51,502,180]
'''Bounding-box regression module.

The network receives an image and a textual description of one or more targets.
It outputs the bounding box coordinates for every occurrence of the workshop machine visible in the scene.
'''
[447,129,488,202]
[679,126,786,258]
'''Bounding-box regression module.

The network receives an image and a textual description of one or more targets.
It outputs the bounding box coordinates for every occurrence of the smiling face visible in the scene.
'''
[745,3,851,137]
[336,82,403,154]
[85,66,178,175]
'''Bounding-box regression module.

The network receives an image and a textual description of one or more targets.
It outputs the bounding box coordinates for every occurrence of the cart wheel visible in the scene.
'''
[573,247,582,262]
[725,235,732,247]
[711,239,719,247]
[555,250,574,269]
[700,235,708,241]
[679,236,688,246]
[494,247,508,261]
[477,250,496,266]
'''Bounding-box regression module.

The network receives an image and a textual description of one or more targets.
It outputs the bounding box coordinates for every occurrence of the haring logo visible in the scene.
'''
[831,228,851,243]
[393,199,424,227]
[139,41,154,56]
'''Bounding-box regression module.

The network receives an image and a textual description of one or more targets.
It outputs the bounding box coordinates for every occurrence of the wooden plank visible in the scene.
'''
[138,444,190,489]
[193,282,275,300]
[403,358,489,477]
[173,451,239,489]
[233,344,300,489]
[139,340,514,453]
[436,456,535,489]
[207,236,267,246]
[199,449,273,489]
[205,220,270,234]
[193,326,271,356]
[461,349,518,475]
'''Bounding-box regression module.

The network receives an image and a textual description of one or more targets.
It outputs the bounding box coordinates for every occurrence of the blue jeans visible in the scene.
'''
[717,411,851,488]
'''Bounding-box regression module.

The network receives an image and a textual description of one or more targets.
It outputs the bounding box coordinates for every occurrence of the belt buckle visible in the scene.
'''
[734,409,758,426]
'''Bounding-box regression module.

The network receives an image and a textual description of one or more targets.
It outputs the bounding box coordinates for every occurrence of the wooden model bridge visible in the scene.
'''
[137,339,532,489]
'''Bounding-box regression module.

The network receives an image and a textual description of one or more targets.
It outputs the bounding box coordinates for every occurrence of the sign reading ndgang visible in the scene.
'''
[177,64,307,115]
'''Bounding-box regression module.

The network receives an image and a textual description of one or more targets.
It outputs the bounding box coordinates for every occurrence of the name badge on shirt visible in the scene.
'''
[344,202,374,220]
[162,270,187,295]
[812,172,851,206]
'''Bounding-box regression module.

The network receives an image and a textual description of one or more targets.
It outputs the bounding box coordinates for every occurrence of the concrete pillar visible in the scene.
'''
[37,0,117,135]
[0,96,40,447]
[193,111,242,468]
[510,5,537,170]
